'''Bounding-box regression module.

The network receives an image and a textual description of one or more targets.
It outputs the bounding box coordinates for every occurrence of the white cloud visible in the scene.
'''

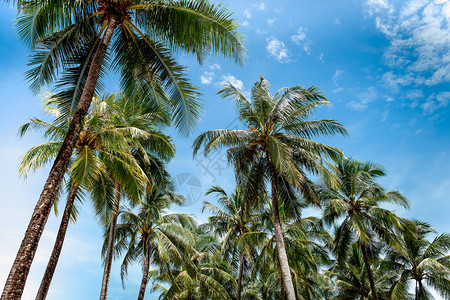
[421,92,450,114]
[347,87,378,111]
[244,9,252,19]
[240,20,250,27]
[318,53,324,62]
[367,0,450,88]
[290,27,307,44]
[210,63,221,70]
[385,95,395,102]
[200,71,215,85]
[258,3,265,11]
[381,108,389,121]
[220,74,244,90]
[267,18,276,26]
[333,69,345,86]
[266,36,291,63]
[404,89,423,108]
[290,27,312,55]
[256,28,267,35]
[332,69,345,93]
[365,0,395,16]
[381,71,415,92]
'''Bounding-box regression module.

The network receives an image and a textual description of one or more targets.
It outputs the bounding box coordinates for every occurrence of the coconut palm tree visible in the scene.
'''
[329,243,403,300]
[95,94,176,300]
[3,2,245,297]
[18,93,169,299]
[202,185,258,300]
[152,230,237,300]
[110,184,196,300]
[240,195,333,300]
[319,156,410,300]
[193,77,347,299]
[384,220,450,300]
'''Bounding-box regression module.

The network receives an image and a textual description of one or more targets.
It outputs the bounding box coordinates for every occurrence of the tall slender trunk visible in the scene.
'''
[267,159,296,300]
[360,245,378,300]
[1,17,118,300]
[35,184,79,300]
[279,264,286,300]
[137,239,150,300]
[99,182,121,300]
[237,251,245,300]
[416,279,424,300]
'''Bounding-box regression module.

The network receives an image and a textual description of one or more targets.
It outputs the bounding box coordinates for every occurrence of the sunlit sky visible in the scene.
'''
[0,0,449,299]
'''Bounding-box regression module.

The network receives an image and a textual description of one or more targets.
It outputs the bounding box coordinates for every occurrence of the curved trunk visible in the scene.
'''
[137,239,150,300]
[361,245,378,300]
[99,182,121,300]
[268,160,296,300]
[35,184,79,300]
[237,251,245,300]
[1,17,118,300]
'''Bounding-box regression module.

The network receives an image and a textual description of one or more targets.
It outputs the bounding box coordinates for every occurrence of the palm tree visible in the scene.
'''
[202,185,257,300]
[110,185,196,300]
[18,93,166,300]
[329,243,402,300]
[240,195,333,300]
[95,95,176,300]
[3,2,245,297]
[319,156,410,300]
[193,77,347,299]
[384,220,450,300]
[153,229,237,300]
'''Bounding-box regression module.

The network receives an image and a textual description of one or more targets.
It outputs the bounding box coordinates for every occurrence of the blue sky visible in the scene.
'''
[0,0,449,299]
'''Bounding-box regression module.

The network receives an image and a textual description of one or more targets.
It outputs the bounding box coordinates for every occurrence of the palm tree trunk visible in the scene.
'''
[137,239,150,300]
[237,251,245,300]
[35,184,79,300]
[279,265,286,300]
[100,181,121,300]
[416,279,424,300]
[1,17,118,300]
[267,160,296,300]
[360,245,378,300]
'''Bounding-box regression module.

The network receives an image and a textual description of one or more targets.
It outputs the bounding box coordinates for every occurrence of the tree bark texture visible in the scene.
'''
[99,181,121,300]
[268,159,296,300]
[137,239,150,300]
[361,245,379,300]
[35,184,79,300]
[1,17,118,300]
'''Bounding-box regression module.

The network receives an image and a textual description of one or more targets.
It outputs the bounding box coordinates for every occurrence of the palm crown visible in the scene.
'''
[193,77,347,300]
[18,0,246,133]
[384,220,450,299]
[193,77,347,197]
[319,156,409,300]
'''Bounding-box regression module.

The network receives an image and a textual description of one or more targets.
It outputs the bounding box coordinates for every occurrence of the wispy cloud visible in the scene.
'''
[332,69,345,93]
[347,87,378,111]
[240,20,250,27]
[266,36,291,63]
[267,18,276,26]
[290,27,312,55]
[200,64,222,85]
[220,74,244,90]
[365,0,394,16]
[244,9,252,19]
[200,71,215,85]
[367,0,450,87]
[421,92,450,115]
